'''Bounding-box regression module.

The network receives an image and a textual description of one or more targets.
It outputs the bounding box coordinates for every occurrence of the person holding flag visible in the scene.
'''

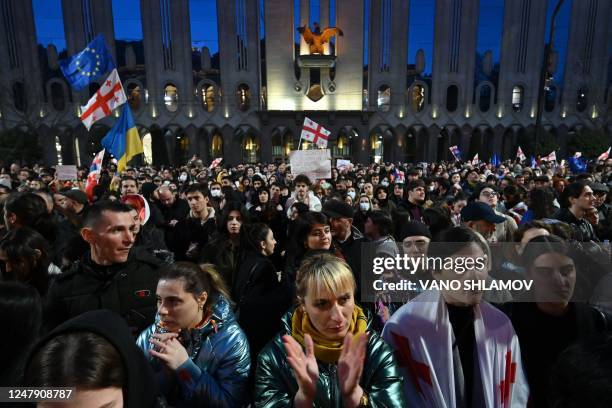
[101,105,144,173]
[85,149,105,202]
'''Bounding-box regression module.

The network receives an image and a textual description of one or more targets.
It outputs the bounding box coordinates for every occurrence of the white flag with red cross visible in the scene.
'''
[80,68,127,130]
[516,146,526,162]
[301,117,330,148]
[597,147,610,161]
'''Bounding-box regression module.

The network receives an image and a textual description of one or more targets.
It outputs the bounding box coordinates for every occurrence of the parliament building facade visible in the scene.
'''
[0,0,610,166]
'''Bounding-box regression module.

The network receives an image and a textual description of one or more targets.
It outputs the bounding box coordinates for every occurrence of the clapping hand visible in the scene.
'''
[149,332,189,371]
[338,332,369,408]
[283,334,319,407]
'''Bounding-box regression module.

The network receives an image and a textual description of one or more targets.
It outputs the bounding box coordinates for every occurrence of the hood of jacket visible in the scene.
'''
[26,310,158,408]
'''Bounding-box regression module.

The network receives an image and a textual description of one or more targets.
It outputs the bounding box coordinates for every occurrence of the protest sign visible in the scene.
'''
[290,149,332,180]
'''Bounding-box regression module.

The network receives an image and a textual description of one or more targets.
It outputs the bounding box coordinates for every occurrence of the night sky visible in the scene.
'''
[32,0,573,86]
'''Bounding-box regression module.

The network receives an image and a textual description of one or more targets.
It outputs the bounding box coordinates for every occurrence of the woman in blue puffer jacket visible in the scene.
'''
[137,262,251,407]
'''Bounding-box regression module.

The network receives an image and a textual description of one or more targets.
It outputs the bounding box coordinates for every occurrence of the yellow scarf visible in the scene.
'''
[291,305,368,364]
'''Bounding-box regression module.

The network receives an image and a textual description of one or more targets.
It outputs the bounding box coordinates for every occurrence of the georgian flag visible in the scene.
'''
[516,146,526,162]
[382,290,529,408]
[472,153,479,165]
[80,69,127,130]
[85,148,105,202]
[543,151,557,162]
[301,117,330,148]
[598,147,611,161]
[209,157,223,169]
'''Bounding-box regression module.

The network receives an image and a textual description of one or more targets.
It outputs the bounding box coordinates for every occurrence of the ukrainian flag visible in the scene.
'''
[101,105,143,172]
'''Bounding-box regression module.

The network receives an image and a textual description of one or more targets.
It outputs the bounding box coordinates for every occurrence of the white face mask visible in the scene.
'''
[210,189,222,197]
[359,202,370,211]
[347,191,356,199]
[381,181,389,187]
[179,174,188,182]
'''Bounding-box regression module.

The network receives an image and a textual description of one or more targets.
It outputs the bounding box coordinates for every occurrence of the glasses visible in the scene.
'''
[481,191,498,198]
[403,240,429,251]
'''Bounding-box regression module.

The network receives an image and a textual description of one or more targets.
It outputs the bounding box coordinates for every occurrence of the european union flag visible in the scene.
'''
[60,34,115,91]
[568,156,587,174]
[491,153,500,167]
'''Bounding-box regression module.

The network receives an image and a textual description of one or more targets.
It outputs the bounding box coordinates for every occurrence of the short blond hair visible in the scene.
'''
[295,253,356,304]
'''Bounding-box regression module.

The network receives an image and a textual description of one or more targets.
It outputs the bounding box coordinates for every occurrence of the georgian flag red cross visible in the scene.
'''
[301,117,330,148]
[80,68,127,131]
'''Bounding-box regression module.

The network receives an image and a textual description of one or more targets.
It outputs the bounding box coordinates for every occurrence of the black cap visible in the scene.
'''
[591,183,609,194]
[396,221,432,241]
[322,199,355,219]
[59,189,88,205]
[461,201,506,224]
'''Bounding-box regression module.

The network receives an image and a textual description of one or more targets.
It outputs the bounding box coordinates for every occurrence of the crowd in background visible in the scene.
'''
[1,153,612,407]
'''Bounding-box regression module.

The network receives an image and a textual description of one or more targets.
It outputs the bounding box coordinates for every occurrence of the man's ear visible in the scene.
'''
[81,226,95,244]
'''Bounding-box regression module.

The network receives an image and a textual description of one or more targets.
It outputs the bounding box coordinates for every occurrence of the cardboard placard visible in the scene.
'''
[290,149,332,181]
[56,165,78,180]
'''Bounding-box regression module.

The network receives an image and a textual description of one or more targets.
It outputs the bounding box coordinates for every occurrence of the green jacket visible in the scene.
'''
[254,308,406,407]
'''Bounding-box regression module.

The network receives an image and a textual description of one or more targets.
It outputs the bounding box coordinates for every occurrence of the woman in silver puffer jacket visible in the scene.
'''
[137,262,251,407]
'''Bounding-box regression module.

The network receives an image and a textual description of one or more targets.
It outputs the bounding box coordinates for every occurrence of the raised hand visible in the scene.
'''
[338,332,369,408]
[282,334,319,407]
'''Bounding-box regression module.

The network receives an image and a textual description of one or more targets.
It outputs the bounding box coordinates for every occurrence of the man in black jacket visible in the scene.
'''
[322,199,365,300]
[44,201,162,334]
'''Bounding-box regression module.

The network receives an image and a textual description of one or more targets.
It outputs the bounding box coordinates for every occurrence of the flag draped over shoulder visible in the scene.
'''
[60,34,115,90]
[382,290,529,408]
[101,105,143,172]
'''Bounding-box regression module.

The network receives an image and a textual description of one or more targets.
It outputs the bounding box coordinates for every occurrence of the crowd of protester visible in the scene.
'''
[1,154,612,407]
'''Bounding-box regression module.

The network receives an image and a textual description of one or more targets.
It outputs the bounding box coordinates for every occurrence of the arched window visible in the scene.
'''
[478,84,491,112]
[236,84,251,111]
[127,83,142,111]
[210,133,223,158]
[377,85,391,111]
[164,84,179,112]
[13,82,26,112]
[576,88,588,112]
[175,131,189,164]
[545,86,556,112]
[332,133,350,158]
[271,131,283,160]
[242,135,258,163]
[446,85,458,112]
[370,133,383,163]
[142,132,153,165]
[512,85,523,112]
[201,84,216,112]
[411,84,425,113]
[50,82,66,111]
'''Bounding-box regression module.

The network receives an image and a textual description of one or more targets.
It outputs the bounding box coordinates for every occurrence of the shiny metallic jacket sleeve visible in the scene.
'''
[362,333,407,408]
[136,323,252,407]
[174,324,251,408]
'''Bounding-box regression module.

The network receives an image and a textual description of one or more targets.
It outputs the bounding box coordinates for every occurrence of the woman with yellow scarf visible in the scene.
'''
[255,253,405,407]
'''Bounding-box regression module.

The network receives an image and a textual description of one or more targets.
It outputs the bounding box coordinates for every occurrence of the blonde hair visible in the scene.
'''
[295,253,356,304]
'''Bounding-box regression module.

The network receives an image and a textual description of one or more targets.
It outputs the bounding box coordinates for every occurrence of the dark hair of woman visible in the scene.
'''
[241,222,271,253]
[158,262,232,313]
[4,192,57,244]
[0,227,52,296]
[217,201,249,236]
[0,281,42,386]
[528,187,557,219]
[24,331,125,389]
[295,211,329,248]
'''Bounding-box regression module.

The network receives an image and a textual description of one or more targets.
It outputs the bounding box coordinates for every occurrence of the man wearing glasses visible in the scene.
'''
[474,184,517,242]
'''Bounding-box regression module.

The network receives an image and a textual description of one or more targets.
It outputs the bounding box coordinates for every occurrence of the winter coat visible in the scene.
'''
[254,308,406,407]
[44,247,162,333]
[137,295,251,407]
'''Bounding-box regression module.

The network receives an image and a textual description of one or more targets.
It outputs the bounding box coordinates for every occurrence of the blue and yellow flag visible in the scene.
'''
[60,34,115,90]
[101,105,143,172]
